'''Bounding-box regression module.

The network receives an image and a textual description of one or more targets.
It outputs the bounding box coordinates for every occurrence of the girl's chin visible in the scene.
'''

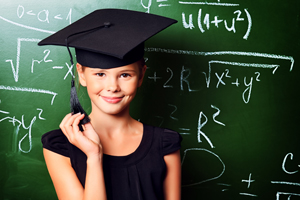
[91,105,130,116]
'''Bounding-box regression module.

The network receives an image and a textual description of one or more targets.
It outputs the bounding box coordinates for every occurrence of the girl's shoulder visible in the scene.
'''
[41,129,70,157]
[145,124,183,156]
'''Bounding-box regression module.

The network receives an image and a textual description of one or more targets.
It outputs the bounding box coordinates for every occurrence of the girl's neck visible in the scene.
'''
[88,108,138,137]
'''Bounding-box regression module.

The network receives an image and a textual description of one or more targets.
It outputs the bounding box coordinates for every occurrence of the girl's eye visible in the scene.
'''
[120,73,131,78]
[96,73,105,77]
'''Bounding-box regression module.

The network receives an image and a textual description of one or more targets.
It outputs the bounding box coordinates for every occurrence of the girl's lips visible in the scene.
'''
[101,96,123,104]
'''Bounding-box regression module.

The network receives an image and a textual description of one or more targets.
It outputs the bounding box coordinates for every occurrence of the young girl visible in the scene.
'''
[40,9,182,200]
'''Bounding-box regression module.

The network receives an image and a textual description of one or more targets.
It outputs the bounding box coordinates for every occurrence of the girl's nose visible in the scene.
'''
[106,77,120,92]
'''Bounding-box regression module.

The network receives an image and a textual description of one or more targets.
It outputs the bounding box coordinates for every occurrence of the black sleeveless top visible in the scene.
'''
[42,124,182,200]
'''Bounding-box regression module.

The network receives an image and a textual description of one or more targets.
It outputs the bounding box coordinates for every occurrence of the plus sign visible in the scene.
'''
[241,173,255,188]
[211,16,223,28]
[148,72,162,82]
[231,78,240,87]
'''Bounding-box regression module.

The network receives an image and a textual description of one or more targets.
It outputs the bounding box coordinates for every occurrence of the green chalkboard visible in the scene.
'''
[1,0,300,199]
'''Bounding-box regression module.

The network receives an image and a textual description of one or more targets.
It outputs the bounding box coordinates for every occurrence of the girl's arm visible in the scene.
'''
[163,150,181,200]
[43,113,107,200]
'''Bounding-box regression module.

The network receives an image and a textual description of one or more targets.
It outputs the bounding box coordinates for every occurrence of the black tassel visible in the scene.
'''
[70,79,90,131]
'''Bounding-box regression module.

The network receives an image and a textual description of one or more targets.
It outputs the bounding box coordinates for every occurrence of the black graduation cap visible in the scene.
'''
[38,8,177,68]
[38,9,177,129]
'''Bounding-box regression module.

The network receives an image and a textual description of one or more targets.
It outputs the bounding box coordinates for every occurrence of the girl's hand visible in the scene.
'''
[60,113,103,159]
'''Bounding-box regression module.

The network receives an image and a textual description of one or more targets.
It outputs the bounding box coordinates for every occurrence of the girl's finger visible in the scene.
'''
[83,122,93,131]
[65,113,81,126]
[63,113,81,139]
[59,113,73,138]
[72,114,85,134]
[60,113,72,127]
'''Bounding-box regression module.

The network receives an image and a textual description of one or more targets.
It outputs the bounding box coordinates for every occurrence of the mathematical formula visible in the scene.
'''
[182,8,252,39]
[145,48,293,104]
[0,5,72,34]
[141,0,252,39]
[17,5,72,24]
[180,138,300,199]
[0,108,45,153]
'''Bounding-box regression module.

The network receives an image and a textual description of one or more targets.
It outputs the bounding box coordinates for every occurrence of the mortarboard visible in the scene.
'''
[38,9,177,128]
[38,9,177,68]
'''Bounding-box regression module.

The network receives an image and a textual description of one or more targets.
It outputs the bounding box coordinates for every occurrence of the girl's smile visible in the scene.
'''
[101,96,124,104]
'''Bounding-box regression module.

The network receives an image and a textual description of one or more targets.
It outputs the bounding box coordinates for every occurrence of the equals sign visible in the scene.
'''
[52,66,64,69]
[179,128,190,135]
[217,183,231,192]
[157,0,171,7]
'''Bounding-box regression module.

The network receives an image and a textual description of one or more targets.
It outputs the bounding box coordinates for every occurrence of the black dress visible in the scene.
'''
[42,124,182,200]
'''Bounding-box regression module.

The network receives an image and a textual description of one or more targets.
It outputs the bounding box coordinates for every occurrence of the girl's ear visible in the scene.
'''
[138,65,147,87]
[77,63,87,87]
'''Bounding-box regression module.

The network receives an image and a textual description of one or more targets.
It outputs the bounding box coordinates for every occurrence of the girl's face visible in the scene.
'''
[77,61,146,116]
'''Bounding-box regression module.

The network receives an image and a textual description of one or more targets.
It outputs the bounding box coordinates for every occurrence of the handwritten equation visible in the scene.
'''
[181,150,300,199]
[182,8,251,39]
[0,108,45,153]
[141,0,252,39]
[0,5,72,34]
[145,48,294,104]
[0,2,77,156]
[143,45,297,199]
[17,5,72,24]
